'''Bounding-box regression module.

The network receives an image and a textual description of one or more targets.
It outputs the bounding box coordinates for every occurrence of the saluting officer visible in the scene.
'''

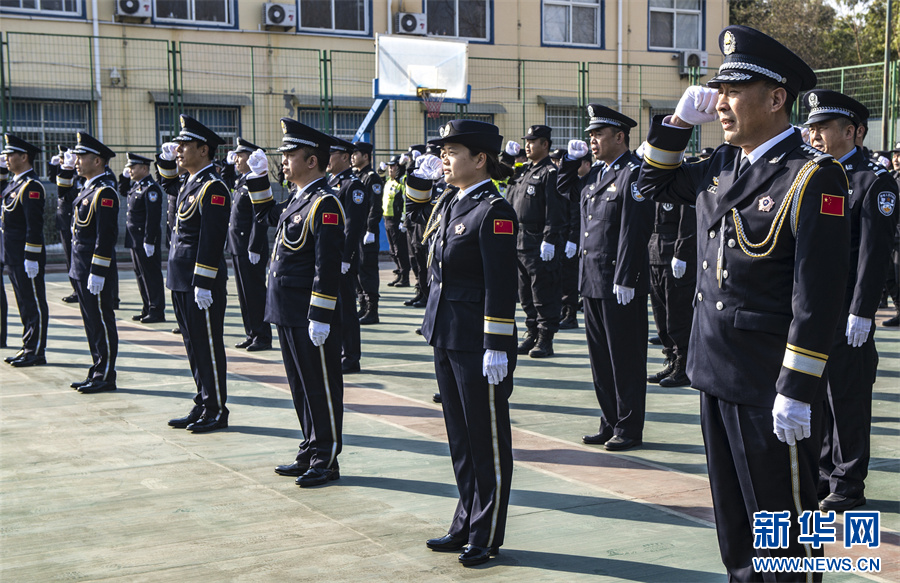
[227,138,272,352]
[506,125,565,358]
[803,90,899,511]
[1,135,48,367]
[558,106,653,451]
[351,141,384,325]
[383,155,410,287]
[637,26,850,580]
[250,119,345,488]
[558,143,589,330]
[404,144,441,308]
[419,120,518,567]
[156,143,188,336]
[120,153,166,324]
[164,115,231,433]
[50,146,79,304]
[57,133,120,393]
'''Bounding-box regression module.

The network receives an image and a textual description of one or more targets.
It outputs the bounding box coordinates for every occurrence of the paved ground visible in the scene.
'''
[1,264,898,582]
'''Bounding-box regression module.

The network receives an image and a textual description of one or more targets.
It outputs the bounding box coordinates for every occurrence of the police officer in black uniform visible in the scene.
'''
[156,143,187,336]
[352,141,384,325]
[404,144,439,307]
[49,146,80,304]
[803,90,899,511]
[637,26,851,580]
[57,133,120,393]
[558,106,653,451]
[506,125,565,358]
[1,135,48,367]
[164,115,231,433]
[120,153,166,324]
[558,144,589,330]
[227,138,272,351]
[250,118,345,488]
[419,120,518,567]
[383,155,410,287]
[884,141,900,327]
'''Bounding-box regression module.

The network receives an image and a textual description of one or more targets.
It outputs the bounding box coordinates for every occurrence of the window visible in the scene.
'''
[0,0,81,16]
[542,0,602,47]
[298,109,368,142]
[649,0,701,50]
[299,0,369,35]
[545,105,582,145]
[426,0,489,41]
[425,112,493,142]
[155,0,234,27]
[156,105,239,147]
[8,99,90,179]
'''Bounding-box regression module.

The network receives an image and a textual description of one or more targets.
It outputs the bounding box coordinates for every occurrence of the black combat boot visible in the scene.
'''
[659,354,691,387]
[647,353,675,383]
[357,298,368,318]
[529,329,555,358]
[387,272,402,286]
[559,305,578,329]
[404,285,422,306]
[359,303,379,325]
[395,273,410,288]
[517,328,538,355]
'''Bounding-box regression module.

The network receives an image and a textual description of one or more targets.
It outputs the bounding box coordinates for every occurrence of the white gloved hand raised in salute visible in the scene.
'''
[412,154,443,181]
[159,142,178,162]
[62,151,77,170]
[247,149,268,177]
[567,139,589,160]
[505,140,521,157]
[673,86,719,126]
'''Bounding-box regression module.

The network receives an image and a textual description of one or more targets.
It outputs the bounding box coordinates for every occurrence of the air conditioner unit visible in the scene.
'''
[115,0,151,18]
[397,12,426,35]
[264,3,296,28]
[679,50,709,76]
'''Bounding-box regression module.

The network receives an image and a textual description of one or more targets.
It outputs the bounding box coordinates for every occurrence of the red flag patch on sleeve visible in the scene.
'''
[100,198,114,208]
[322,212,339,225]
[210,195,225,206]
[493,219,514,234]
[28,191,40,199]
[820,194,844,217]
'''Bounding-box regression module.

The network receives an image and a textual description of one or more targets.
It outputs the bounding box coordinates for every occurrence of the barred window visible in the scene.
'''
[156,105,239,147]
[8,99,90,179]
[426,0,489,41]
[0,0,81,16]
[542,0,603,47]
[156,0,234,27]
[545,105,582,145]
[299,0,369,35]
[649,0,702,50]
[298,109,368,142]
[425,112,493,142]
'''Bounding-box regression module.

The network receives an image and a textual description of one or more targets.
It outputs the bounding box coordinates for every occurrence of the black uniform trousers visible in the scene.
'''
[517,250,561,333]
[358,237,381,304]
[583,296,647,440]
[384,218,409,276]
[277,321,343,470]
[0,263,6,348]
[7,260,48,356]
[59,225,79,296]
[171,286,228,419]
[702,393,824,583]
[560,254,579,311]
[649,265,694,358]
[819,320,878,499]
[130,246,166,319]
[434,347,515,550]
[74,274,117,383]
[339,270,361,367]
[232,254,271,344]
[408,222,428,290]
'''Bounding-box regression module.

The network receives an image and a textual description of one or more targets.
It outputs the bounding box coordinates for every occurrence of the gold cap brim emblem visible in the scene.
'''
[281,120,287,134]
[723,31,736,55]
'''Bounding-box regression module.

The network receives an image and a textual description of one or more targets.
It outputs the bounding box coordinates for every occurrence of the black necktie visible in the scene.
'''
[737,156,751,177]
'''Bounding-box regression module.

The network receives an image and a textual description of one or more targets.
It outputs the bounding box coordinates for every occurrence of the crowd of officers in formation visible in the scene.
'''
[2,23,899,576]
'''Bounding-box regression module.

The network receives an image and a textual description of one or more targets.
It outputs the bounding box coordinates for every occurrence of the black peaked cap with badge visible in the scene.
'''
[235,137,264,153]
[173,114,225,148]
[125,152,153,166]
[278,117,334,152]
[388,155,402,165]
[352,141,374,156]
[408,144,426,156]
[803,89,869,126]
[523,125,552,142]
[432,120,503,153]
[585,104,637,133]
[331,136,355,153]
[73,132,115,160]
[2,134,42,156]
[706,25,816,96]
[425,141,442,156]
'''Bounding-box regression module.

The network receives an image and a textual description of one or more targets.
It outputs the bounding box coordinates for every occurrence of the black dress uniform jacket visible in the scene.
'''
[122,175,163,249]
[227,173,269,258]
[358,164,384,236]
[330,169,367,270]
[60,169,119,283]
[506,156,564,251]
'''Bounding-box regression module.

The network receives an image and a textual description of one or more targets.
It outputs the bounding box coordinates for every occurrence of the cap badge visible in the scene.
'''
[77,132,83,142]
[723,31,736,55]
[439,124,450,138]
[180,116,186,129]
[587,105,595,117]
[758,195,775,212]
[454,223,466,235]
[281,120,287,134]
[808,93,819,108]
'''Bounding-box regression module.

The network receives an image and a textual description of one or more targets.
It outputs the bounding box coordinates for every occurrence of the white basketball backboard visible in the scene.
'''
[374,34,470,104]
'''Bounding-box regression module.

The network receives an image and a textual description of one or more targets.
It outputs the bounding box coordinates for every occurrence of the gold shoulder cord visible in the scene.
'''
[74,186,101,228]
[422,189,452,244]
[2,179,30,212]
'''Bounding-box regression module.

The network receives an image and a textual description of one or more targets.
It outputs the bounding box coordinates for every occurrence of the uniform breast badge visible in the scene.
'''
[757,196,775,212]
[454,223,466,235]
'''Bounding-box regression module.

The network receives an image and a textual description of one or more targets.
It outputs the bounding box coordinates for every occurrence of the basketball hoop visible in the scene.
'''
[418,87,447,119]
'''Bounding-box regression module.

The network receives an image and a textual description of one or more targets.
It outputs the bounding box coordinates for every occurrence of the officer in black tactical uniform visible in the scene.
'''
[558,143,589,330]
[383,155,410,288]
[351,141,384,325]
[50,146,80,304]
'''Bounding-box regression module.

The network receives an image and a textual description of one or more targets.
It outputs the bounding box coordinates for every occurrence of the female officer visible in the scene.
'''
[419,120,518,567]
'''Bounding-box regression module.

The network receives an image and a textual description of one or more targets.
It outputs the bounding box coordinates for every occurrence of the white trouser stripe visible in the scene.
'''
[487,382,501,548]
[319,345,339,468]
[98,290,111,380]
[31,277,43,354]
[205,308,223,418]
[789,444,813,582]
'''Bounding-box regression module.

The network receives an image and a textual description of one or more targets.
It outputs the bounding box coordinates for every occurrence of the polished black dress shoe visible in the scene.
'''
[234,338,253,349]
[296,467,340,487]
[5,350,24,364]
[432,393,442,403]
[341,361,360,374]
[582,429,613,445]
[246,341,272,352]
[275,461,310,477]
[168,406,203,428]
[132,314,146,321]
[141,315,166,324]
[604,436,641,451]
[819,493,866,512]
[78,380,117,393]
[61,293,78,303]
[458,545,498,566]
[10,354,46,368]
[70,378,92,389]
[649,335,663,345]
[426,533,467,552]
[172,327,182,335]
[187,413,229,433]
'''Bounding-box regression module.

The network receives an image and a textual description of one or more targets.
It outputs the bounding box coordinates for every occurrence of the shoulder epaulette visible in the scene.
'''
[627,161,640,171]
[866,161,887,175]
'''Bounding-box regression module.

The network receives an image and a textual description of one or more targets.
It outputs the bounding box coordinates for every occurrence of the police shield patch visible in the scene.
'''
[878,191,896,216]
[631,183,645,202]
[352,189,365,204]
[372,183,382,195]
[148,191,158,202]
[662,203,674,211]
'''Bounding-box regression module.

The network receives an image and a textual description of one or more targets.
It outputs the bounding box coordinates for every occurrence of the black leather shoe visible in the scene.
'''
[246,341,272,352]
[187,413,229,433]
[426,533,467,552]
[132,314,146,321]
[342,361,360,374]
[275,461,310,477]
[168,407,203,428]
[172,327,181,335]
[433,393,442,403]
[70,378,92,389]
[10,354,46,368]
[458,545,498,566]
[882,315,899,327]
[78,380,117,393]
[412,297,428,308]
[296,467,340,487]
[5,351,24,364]
[394,278,410,288]
[649,335,663,345]
[819,493,866,512]
[582,429,613,445]
[234,338,253,349]
[141,315,166,324]
[61,293,78,303]
[604,436,641,451]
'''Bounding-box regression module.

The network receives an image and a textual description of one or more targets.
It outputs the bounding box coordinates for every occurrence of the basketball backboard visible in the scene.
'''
[374,34,471,104]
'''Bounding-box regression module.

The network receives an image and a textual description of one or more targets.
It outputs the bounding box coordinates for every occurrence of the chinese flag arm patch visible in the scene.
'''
[322,212,339,225]
[820,194,844,217]
[210,194,226,206]
[100,198,114,208]
[28,191,41,199]
[493,219,514,235]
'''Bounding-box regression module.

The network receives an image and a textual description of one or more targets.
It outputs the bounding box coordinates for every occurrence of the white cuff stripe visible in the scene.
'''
[194,265,217,279]
[159,167,177,179]
[91,256,111,267]
[484,320,515,336]
[57,177,74,187]
[25,243,42,251]
[407,187,432,203]
[310,295,336,310]
[249,188,273,202]
[783,350,826,378]
[645,143,684,166]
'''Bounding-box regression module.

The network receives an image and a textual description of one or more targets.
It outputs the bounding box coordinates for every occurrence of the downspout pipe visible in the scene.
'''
[617,0,623,109]
[92,0,103,140]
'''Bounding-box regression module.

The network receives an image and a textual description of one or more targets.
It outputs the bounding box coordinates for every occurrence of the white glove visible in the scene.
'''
[797,125,811,145]
[613,284,635,305]
[87,273,105,295]
[0,155,6,170]
[50,155,61,167]
[877,155,890,170]
[505,140,521,157]
[122,167,132,180]
[482,349,509,385]
[247,149,268,177]
[846,314,872,348]
[674,86,719,126]
[143,242,155,257]
[399,222,407,233]
[539,241,555,262]
[772,393,811,446]
[62,151,77,170]
[671,257,687,279]
[363,231,375,245]
[567,139,589,160]
[635,141,649,159]
[410,150,422,161]
[412,154,443,180]
[194,286,213,310]
[226,150,237,165]
[248,251,260,265]
[308,320,330,346]
[24,259,39,279]
[160,142,178,162]
[565,241,577,259]
[341,262,350,274]
[399,153,410,166]
[378,161,387,172]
